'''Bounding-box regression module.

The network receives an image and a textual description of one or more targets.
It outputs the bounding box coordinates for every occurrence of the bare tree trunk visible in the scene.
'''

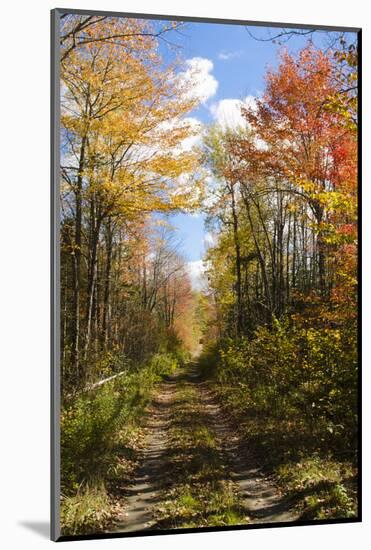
[71,134,86,381]
[102,219,113,349]
[286,210,292,304]
[241,189,272,322]
[230,182,243,336]
[292,211,297,290]
[84,205,101,365]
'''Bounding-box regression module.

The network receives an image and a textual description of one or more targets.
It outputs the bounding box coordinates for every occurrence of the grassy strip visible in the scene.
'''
[198,345,357,520]
[154,375,249,529]
[60,352,179,536]
[276,457,357,519]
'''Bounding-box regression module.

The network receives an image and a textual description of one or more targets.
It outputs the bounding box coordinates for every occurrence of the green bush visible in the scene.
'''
[208,317,357,449]
[197,343,220,379]
[61,352,180,493]
[200,317,358,519]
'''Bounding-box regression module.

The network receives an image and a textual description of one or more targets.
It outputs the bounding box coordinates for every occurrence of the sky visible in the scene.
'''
[152,20,352,289]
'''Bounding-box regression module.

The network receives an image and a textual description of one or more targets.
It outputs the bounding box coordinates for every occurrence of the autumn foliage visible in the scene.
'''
[59,15,359,530]
[202,41,358,518]
[60,16,204,393]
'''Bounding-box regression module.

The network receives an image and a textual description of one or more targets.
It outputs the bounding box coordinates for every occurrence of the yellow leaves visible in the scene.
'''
[294,177,357,227]
[296,178,317,194]
[287,202,300,213]
[61,15,206,225]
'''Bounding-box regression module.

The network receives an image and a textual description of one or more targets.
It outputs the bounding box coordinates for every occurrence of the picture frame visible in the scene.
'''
[51,8,361,541]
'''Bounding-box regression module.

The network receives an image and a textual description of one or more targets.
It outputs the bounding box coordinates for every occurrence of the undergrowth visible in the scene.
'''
[60,352,179,535]
[198,318,358,521]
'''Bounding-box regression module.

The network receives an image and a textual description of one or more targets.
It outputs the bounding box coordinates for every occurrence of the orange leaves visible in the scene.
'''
[230,44,357,211]
[225,43,358,321]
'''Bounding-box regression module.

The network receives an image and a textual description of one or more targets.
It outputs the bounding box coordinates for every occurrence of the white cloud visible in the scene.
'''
[129,116,204,169]
[255,137,269,151]
[178,117,204,152]
[186,259,206,290]
[149,116,204,156]
[209,95,257,130]
[210,99,246,130]
[203,232,216,247]
[202,175,220,210]
[178,57,218,104]
[218,50,243,61]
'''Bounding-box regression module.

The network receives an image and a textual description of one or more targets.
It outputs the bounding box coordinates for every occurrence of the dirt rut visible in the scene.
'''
[113,378,176,532]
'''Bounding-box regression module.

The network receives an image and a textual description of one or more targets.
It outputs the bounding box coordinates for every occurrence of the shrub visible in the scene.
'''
[205,317,357,453]
[61,352,180,493]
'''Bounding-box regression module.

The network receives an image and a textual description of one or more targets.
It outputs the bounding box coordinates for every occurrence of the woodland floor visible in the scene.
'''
[109,361,299,533]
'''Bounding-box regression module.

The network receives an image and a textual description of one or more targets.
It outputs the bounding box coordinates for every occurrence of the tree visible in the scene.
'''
[60,15,204,388]
[60,14,186,62]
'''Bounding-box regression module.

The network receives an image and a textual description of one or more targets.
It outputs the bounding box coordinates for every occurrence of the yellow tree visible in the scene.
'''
[61,15,204,376]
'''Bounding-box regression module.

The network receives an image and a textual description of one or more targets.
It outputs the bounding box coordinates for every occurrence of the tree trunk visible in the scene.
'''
[102,220,113,349]
[230,182,243,336]
[71,134,86,381]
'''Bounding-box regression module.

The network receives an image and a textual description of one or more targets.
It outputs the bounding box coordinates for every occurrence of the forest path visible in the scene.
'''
[112,375,177,532]
[112,362,298,533]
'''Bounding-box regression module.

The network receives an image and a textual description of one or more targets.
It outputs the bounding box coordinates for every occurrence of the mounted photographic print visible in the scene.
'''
[51,8,361,541]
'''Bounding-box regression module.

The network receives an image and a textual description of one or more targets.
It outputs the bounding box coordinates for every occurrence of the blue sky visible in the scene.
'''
[153,21,354,288]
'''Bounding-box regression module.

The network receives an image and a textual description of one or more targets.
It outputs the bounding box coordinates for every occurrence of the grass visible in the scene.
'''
[60,352,179,535]
[60,481,113,536]
[153,375,249,529]
[61,351,357,535]
[276,457,357,519]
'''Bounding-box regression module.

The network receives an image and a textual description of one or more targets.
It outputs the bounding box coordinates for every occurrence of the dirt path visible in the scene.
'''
[113,377,177,533]
[196,374,298,524]
[113,363,298,533]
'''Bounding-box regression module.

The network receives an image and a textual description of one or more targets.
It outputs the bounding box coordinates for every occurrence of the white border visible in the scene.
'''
[0,1,368,548]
